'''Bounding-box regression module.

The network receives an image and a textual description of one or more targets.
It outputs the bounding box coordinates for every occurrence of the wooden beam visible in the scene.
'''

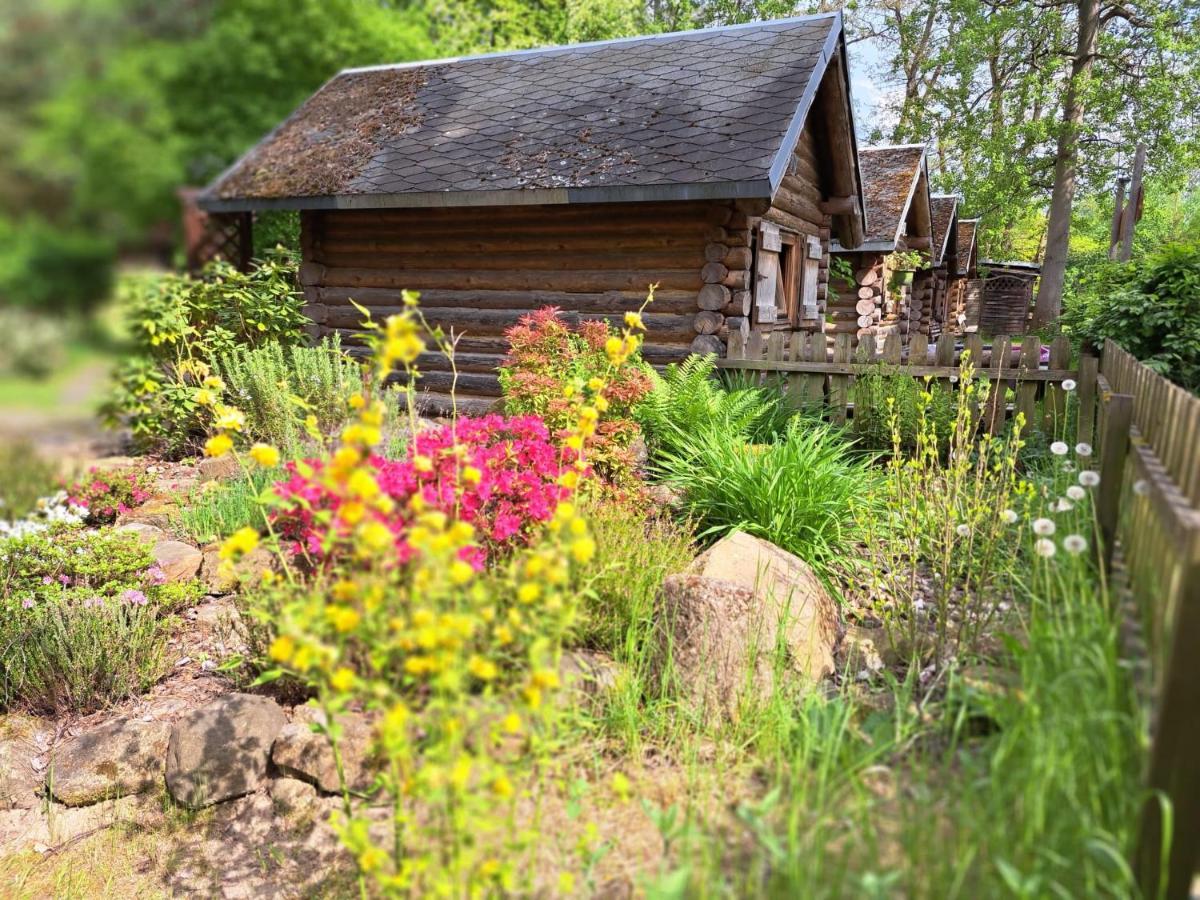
[819,196,857,216]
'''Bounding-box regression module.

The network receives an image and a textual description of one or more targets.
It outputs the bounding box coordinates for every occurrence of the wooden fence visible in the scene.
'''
[720,331,1200,897]
[719,329,1095,443]
[1096,340,1200,900]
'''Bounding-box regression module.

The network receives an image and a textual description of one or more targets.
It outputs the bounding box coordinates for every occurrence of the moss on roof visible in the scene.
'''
[858,145,925,245]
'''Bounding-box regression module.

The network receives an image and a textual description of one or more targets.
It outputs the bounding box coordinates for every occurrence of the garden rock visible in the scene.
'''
[271,706,376,794]
[166,693,286,808]
[49,717,169,807]
[115,522,166,544]
[116,499,179,531]
[271,777,318,816]
[658,531,838,722]
[153,540,204,583]
[200,543,274,594]
[0,740,38,810]
[558,650,622,704]
[838,626,886,677]
[198,455,240,482]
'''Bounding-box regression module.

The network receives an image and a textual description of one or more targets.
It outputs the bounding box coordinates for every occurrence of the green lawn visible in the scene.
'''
[0,341,115,418]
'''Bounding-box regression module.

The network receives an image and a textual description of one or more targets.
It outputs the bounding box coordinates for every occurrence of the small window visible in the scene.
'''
[755,224,819,327]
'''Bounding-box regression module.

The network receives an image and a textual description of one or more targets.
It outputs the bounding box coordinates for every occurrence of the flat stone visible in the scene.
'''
[0,739,38,810]
[271,777,318,816]
[153,540,203,583]
[115,522,166,544]
[49,717,169,807]
[166,693,286,808]
[271,706,376,794]
[115,499,179,531]
[198,455,240,482]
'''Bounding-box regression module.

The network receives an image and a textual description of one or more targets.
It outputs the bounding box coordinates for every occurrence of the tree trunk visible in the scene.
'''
[1032,0,1100,329]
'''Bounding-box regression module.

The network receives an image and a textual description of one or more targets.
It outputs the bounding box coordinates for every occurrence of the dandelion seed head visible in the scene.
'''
[1033,517,1056,536]
[1075,442,1092,457]
[1034,538,1057,558]
[1050,441,1069,456]
[1066,485,1086,501]
[1054,498,1074,512]
[1132,478,1148,495]
[955,524,971,537]
[1079,470,1101,487]
[1061,379,1077,392]
[1063,534,1087,554]
[1001,509,1018,524]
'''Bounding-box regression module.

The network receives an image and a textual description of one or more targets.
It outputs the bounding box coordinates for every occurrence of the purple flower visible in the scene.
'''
[83,596,105,609]
[22,598,35,609]
[41,576,53,585]
[145,566,168,586]
[121,589,149,606]
[58,574,71,586]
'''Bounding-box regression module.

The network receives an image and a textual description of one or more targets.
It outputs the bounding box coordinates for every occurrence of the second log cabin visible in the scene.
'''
[199,14,866,411]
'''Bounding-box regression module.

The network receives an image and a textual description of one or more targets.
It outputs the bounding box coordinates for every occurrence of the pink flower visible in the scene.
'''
[121,589,149,606]
[22,598,34,609]
[145,566,168,586]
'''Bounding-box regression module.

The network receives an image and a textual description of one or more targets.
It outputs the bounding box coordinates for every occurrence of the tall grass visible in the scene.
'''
[178,466,277,544]
[649,417,874,577]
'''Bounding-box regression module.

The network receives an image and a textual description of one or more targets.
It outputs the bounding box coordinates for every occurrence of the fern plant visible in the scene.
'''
[213,334,376,457]
[634,354,792,460]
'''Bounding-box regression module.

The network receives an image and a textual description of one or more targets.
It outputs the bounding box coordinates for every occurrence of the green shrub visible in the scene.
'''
[0,308,68,379]
[212,334,372,456]
[635,354,792,461]
[1064,239,1200,390]
[573,499,694,653]
[0,217,114,316]
[0,442,62,522]
[650,417,873,576]
[851,368,956,453]
[0,526,200,712]
[102,250,309,454]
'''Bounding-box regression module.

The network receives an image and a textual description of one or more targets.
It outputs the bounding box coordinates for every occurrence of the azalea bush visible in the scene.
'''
[64,466,153,525]
[198,291,645,895]
[272,414,579,568]
[499,305,653,486]
[0,526,200,712]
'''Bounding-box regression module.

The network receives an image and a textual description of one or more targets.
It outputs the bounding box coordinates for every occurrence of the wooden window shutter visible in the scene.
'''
[800,234,822,320]
[755,222,782,325]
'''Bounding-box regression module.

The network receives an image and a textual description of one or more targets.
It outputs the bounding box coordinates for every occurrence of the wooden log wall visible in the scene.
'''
[827,251,890,350]
[760,123,831,334]
[298,200,752,410]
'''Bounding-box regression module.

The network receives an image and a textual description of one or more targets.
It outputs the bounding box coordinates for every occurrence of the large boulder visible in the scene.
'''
[271,706,376,794]
[115,500,179,531]
[152,540,203,583]
[657,531,838,722]
[49,717,169,807]
[0,739,39,810]
[199,543,274,594]
[166,693,286,808]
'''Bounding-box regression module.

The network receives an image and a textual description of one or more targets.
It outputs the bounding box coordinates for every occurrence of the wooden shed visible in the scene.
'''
[827,144,932,350]
[199,14,865,411]
[919,193,960,340]
[976,259,1039,335]
[946,216,979,332]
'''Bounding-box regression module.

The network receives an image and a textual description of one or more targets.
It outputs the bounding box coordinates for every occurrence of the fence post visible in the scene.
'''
[1135,536,1200,900]
[1077,354,1098,447]
[1096,389,1133,567]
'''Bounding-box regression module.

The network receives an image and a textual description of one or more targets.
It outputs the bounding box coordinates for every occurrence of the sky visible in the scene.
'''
[845,35,899,140]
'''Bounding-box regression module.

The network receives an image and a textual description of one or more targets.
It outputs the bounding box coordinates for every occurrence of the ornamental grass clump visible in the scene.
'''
[197,289,650,895]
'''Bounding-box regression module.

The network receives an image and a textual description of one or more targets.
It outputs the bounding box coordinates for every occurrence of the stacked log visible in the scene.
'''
[690,203,753,355]
[825,253,885,346]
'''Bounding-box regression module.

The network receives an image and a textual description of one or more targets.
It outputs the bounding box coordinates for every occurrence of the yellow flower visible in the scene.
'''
[624,311,645,330]
[611,771,631,800]
[491,774,514,798]
[249,443,280,468]
[332,579,358,601]
[569,517,588,536]
[347,469,380,500]
[571,536,596,564]
[348,392,366,410]
[204,433,233,458]
[558,872,576,894]
[450,758,472,791]
[517,582,541,604]
[202,376,225,391]
[587,376,606,392]
[532,668,560,690]
[413,455,434,474]
[358,521,393,552]
[329,667,356,692]
[213,404,246,433]
[502,712,522,734]
[494,624,514,645]
[330,606,361,633]
[558,470,580,489]
[468,656,498,681]
[194,388,215,407]
[594,395,610,413]
[462,465,482,485]
[304,414,321,440]
[219,526,259,560]
[564,434,583,451]
[268,635,294,663]
[449,559,475,585]
[338,501,366,525]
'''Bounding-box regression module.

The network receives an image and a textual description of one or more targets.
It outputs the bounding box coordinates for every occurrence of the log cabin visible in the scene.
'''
[199,14,866,412]
[918,193,960,343]
[948,217,980,333]
[827,144,932,351]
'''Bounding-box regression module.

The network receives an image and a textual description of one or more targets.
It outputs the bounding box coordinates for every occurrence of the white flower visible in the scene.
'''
[1054,498,1074,512]
[1033,518,1056,536]
[1079,470,1100,487]
[1075,442,1092,457]
[1133,479,1149,495]
[955,524,971,537]
[1034,538,1057,558]
[1050,441,1069,456]
[1066,485,1086,501]
[1061,379,1077,392]
[1062,461,1076,473]
[1063,534,1088,554]
[1001,509,1018,524]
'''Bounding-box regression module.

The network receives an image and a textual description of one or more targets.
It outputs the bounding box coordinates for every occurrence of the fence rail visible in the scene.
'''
[719,328,1094,443]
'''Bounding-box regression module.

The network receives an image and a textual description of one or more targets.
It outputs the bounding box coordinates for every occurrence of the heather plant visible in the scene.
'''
[0,526,200,712]
[499,305,653,486]
[198,290,649,895]
[64,466,154,525]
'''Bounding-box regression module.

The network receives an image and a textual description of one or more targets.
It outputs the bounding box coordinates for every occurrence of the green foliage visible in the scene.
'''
[635,354,793,462]
[212,334,372,458]
[102,251,309,453]
[0,526,200,712]
[650,417,873,576]
[0,443,62,522]
[572,499,693,653]
[0,217,115,315]
[0,307,68,379]
[1064,240,1200,390]
[851,369,956,454]
[178,465,277,545]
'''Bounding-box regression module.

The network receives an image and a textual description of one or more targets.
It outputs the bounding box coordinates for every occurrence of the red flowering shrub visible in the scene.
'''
[65,468,153,524]
[271,415,580,567]
[498,307,652,486]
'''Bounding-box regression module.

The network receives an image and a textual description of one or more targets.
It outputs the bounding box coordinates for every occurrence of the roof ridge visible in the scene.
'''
[341,13,840,75]
[861,143,927,152]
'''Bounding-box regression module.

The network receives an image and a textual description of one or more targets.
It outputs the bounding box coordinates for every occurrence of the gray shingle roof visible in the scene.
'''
[201,14,844,212]
[930,194,959,265]
[857,145,926,246]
